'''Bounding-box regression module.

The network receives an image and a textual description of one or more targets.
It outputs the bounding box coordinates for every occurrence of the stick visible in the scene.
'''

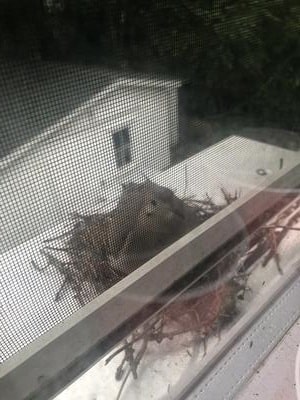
[43,229,74,243]
[262,209,300,267]
[115,368,131,400]
[130,337,148,379]
[105,319,160,365]
[262,225,300,231]
[55,277,68,301]
[44,246,72,253]
[31,259,49,271]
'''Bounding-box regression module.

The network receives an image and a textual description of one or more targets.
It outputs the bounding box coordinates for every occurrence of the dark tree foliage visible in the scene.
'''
[1,0,300,130]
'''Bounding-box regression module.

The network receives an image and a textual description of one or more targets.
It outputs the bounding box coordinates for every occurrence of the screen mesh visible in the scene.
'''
[0,0,299,376]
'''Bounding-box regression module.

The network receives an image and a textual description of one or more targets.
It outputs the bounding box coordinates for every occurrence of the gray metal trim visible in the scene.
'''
[181,259,300,400]
[0,161,299,400]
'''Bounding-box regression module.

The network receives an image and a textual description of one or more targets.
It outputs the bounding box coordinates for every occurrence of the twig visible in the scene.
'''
[124,342,136,379]
[262,225,300,231]
[131,337,148,378]
[220,187,231,204]
[263,227,282,274]
[31,259,48,272]
[115,337,149,400]
[220,187,239,205]
[262,209,300,268]
[115,340,133,381]
[44,246,72,253]
[43,229,74,243]
[55,277,69,301]
[106,318,160,365]
[116,368,131,400]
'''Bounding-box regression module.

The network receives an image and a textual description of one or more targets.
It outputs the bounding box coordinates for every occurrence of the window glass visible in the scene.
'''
[112,128,131,167]
[0,1,299,400]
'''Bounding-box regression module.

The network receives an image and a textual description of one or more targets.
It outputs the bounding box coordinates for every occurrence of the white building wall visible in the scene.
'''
[0,84,174,253]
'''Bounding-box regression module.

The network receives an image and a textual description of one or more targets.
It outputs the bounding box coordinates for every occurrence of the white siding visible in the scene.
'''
[0,85,173,253]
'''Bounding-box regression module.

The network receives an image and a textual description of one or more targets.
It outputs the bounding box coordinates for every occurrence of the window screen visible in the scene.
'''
[0,1,299,400]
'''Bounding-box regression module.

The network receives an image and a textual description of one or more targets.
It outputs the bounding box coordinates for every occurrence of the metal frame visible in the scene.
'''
[0,160,299,400]
[182,258,300,400]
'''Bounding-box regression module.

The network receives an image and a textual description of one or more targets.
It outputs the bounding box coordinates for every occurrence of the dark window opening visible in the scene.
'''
[112,128,131,168]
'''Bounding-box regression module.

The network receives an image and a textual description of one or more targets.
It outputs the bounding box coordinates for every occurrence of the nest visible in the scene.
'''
[33,180,239,304]
[32,179,300,400]
[104,193,300,400]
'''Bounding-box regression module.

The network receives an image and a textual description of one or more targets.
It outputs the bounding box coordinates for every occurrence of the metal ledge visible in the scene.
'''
[182,259,300,400]
[0,161,299,400]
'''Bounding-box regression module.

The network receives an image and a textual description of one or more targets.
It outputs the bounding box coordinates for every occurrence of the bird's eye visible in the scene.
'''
[151,199,157,206]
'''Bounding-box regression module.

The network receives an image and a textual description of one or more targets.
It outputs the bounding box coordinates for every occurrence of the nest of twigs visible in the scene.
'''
[104,193,300,400]
[32,180,239,304]
[32,179,300,400]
